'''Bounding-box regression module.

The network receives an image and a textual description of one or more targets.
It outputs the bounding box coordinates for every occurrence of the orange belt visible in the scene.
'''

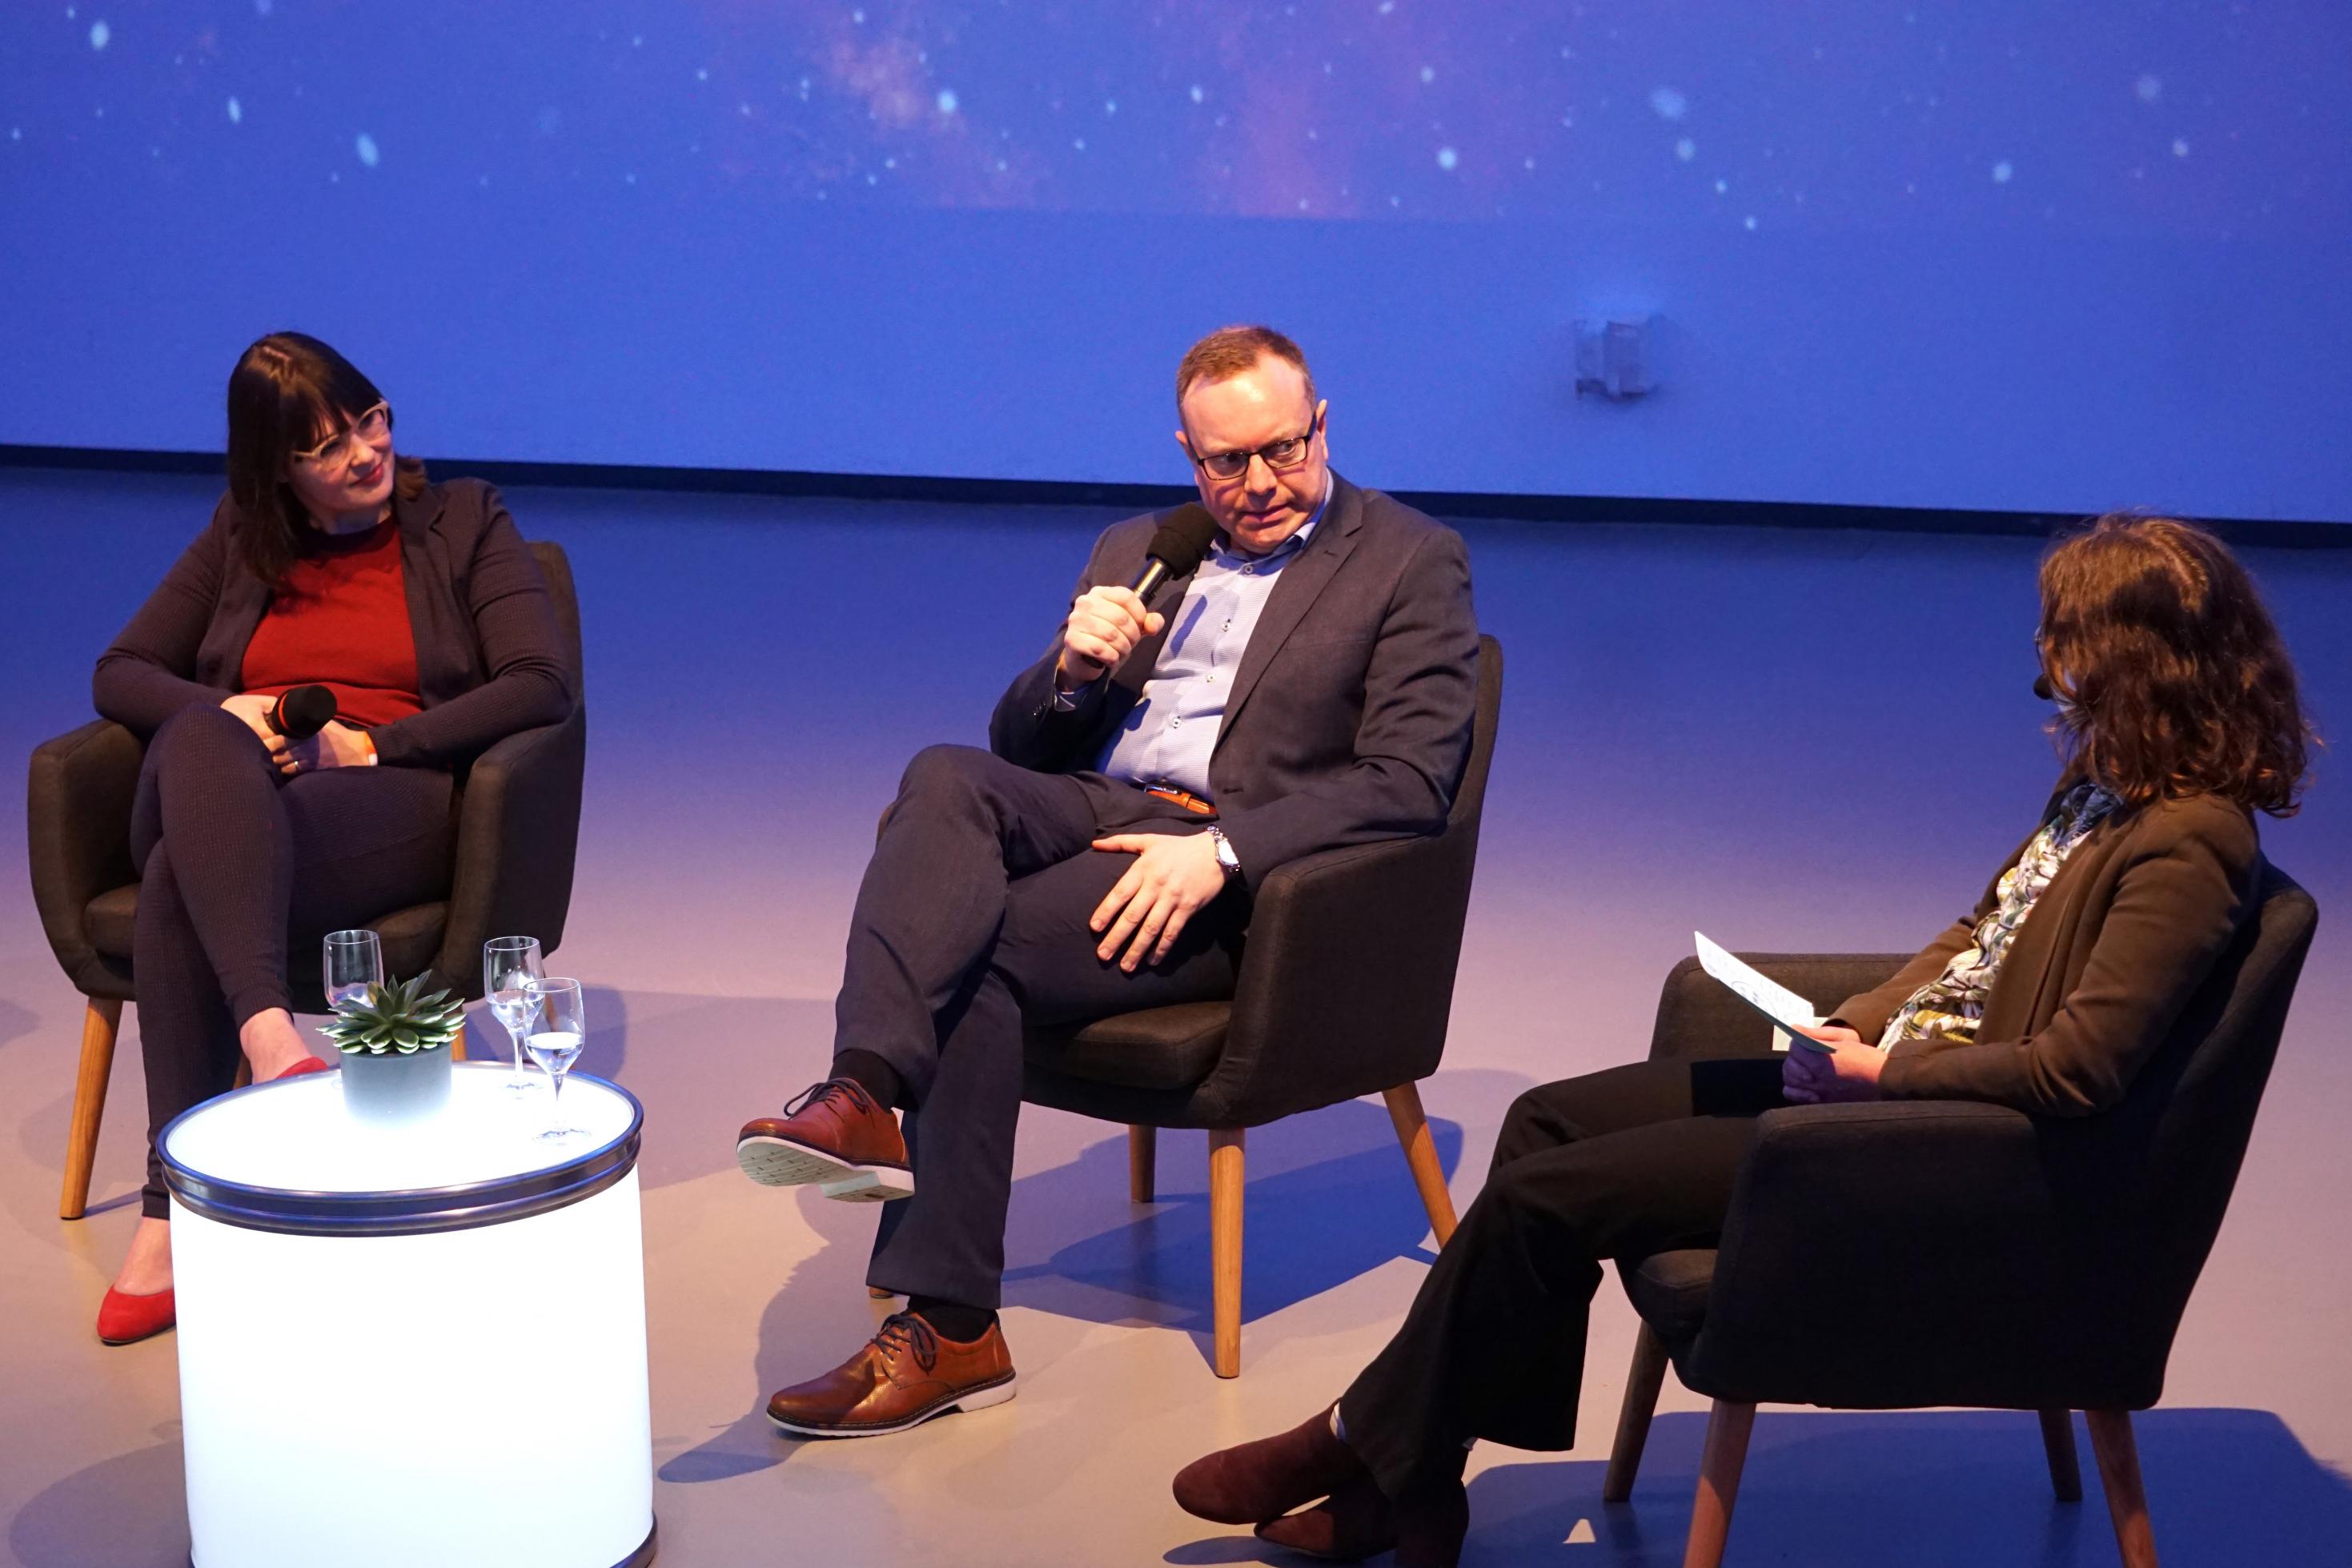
[1142,784,1218,817]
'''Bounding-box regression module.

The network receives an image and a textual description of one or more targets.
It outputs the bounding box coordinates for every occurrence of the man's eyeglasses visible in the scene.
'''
[1191,411,1322,482]
[293,402,392,471]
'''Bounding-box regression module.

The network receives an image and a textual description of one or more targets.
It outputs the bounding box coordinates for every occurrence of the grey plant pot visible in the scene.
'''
[338,1044,454,1125]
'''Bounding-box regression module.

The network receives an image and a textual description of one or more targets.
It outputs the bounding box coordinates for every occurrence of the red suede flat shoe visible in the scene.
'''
[270,1055,334,1081]
[96,1285,176,1345]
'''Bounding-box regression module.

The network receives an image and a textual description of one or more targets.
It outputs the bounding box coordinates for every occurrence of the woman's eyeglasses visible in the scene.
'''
[292,402,392,471]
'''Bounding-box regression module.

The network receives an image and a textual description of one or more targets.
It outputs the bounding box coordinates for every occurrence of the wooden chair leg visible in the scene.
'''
[1209,1127,1245,1378]
[59,997,123,1221]
[1603,1323,1672,1502]
[1130,1124,1157,1203]
[2085,1410,2159,1567]
[1681,1399,1756,1568]
[2040,1408,2083,1502]
[1381,1081,1458,1247]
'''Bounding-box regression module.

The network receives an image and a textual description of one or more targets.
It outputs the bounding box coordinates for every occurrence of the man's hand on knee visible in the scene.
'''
[1089,831,1227,972]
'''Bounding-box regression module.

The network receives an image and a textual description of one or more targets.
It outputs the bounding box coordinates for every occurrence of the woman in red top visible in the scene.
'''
[89,333,573,1344]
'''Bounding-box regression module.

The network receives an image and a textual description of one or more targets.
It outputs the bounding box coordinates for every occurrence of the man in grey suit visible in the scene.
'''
[734,325,1480,1438]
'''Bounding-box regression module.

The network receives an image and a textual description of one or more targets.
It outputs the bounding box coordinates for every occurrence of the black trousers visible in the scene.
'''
[132,705,455,1217]
[843,744,1247,1309]
[1339,1055,1788,1498]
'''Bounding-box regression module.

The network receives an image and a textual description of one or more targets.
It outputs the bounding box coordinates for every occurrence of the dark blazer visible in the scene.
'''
[989,471,1480,887]
[92,477,573,769]
[1832,790,2263,1117]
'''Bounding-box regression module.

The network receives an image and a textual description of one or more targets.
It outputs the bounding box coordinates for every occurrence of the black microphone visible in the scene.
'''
[1130,504,1221,601]
[267,684,339,741]
[2033,674,2056,702]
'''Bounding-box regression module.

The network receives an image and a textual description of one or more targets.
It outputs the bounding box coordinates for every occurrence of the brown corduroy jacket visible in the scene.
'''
[1830,790,2263,1118]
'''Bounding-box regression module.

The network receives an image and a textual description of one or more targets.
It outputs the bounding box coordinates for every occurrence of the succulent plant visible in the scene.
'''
[321,973,466,1056]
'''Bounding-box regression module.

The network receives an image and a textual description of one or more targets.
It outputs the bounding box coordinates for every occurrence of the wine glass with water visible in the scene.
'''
[483,936,544,1092]
[523,977,588,1141]
[322,929,383,1010]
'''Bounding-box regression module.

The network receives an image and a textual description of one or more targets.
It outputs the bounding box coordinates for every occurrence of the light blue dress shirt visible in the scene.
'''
[1094,487,1330,801]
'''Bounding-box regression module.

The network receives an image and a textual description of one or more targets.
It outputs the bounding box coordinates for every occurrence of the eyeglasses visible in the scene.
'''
[1191,411,1322,482]
[292,402,392,471]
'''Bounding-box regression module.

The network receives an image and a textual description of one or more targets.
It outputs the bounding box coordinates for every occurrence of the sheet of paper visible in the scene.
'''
[1694,932,1832,1053]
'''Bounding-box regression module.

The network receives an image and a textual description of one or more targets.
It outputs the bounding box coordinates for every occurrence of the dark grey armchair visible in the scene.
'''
[27,540,588,1221]
[1601,863,2317,1568]
[1012,635,1503,1377]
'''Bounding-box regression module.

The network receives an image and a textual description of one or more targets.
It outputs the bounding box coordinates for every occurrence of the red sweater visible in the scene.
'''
[239,519,424,729]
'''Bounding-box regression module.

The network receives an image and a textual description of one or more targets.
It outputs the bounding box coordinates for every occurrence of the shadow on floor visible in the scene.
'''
[1166,1407,2352,1566]
[993,1096,1464,1333]
[8,1441,189,1567]
[660,1069,1518,1486]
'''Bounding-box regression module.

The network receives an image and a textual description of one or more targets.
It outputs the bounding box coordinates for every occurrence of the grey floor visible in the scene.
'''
[5,469,2350,1566]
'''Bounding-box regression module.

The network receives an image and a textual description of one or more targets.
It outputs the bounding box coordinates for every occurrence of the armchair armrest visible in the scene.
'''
[1203,828,1471,1125]
[26,720,145,997]
[431,708,588,997]
[1683,1100,2126,1410]
[1646,952,1910,1063]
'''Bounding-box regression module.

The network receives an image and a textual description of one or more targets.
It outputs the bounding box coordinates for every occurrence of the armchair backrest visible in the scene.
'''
[1205,636,1503,1124]
[526,541,585,700]
[2103,861,2315,1371]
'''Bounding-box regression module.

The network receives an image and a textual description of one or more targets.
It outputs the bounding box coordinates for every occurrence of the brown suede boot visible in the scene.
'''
[1172,1406,1367,1526]
[1256,1472,1469,1566]
[1255,1476,1395,1559]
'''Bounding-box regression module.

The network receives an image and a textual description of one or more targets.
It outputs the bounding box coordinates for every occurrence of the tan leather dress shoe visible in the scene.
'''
[767,1313,1016,1438]
[736,1078,913,1201]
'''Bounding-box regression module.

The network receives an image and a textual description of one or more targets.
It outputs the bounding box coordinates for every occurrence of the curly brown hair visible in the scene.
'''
[2038,514,2314,816]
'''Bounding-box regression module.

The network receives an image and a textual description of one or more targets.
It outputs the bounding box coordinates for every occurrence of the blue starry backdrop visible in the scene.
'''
[3,2,2350,517]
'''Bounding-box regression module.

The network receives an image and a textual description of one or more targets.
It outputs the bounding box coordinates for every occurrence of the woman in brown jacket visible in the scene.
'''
[1173,515,2314,1566]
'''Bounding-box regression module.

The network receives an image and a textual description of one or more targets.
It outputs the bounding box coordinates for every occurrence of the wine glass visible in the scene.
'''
[482,936,544,1092]
[322,930,383,1009]
[522,977,588,1141]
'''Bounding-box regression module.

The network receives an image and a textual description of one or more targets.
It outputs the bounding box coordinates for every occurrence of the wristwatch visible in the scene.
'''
[1206,825,1242,881]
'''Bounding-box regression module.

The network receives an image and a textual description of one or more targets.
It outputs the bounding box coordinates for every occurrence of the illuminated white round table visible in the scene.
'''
[160,1063,656,1568]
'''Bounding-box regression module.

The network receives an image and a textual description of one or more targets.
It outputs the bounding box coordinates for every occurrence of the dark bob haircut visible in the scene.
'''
[2039,514,2314,817]
[224,332,424,585]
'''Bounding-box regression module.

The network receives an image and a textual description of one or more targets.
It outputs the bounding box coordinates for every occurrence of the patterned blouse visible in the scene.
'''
[1878,781,2124,1052]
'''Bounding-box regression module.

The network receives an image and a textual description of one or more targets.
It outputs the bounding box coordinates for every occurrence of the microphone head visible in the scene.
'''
[274,684,339,740]
[1144,503,1220,581]
[2032,673,2056,703]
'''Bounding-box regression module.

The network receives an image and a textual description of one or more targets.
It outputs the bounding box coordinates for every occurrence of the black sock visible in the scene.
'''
[832,1049,902,1112]
[906,1296,997,1342]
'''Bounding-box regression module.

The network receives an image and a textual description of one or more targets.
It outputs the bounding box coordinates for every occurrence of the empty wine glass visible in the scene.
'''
[522,977,587,1141]
[482,936,544,1092]
[322,930,383,1010]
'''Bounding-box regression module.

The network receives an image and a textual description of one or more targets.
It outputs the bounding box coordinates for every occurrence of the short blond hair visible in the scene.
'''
[1175,324,1317,410]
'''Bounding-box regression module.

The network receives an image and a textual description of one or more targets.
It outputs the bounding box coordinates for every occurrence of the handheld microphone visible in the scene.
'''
[1130,504,1221,601]
[267,684,339,742]
[2033,674,2056,702]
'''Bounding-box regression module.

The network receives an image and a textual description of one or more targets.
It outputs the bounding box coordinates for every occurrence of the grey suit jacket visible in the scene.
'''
[989,471,1479,888]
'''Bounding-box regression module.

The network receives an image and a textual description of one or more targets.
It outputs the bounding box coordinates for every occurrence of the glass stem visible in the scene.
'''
[548,1071,565,1136]
[508,1023,527,1077]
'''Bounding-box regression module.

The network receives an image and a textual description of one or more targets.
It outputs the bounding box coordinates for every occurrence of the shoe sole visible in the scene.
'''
[735,1135,915,1201]
[768,1373,1017,1438]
